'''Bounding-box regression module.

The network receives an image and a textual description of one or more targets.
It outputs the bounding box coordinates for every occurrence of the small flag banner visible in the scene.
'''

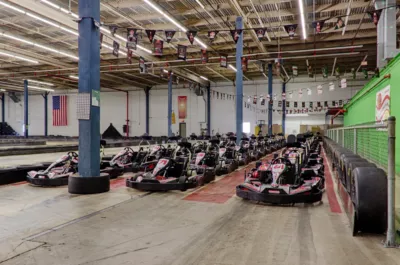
[368,10,382,26]
[113,41,119,57]
[127,29,138,50]
[201,49,208,64]
[329,82,335,91]
[312,20,325,33]
[241,57,248,72]
[165,30,176,43]
[186,31,197,45]
[230,29,242,43]
[292,66,298,76]
[146,30,156,43]
[220,54,228,68]
[334,17,345,30]
[53,95,68,126]
[208,31,219,42]
[254,28,266,40]
[153,40,163,56]
[284,24,297,39]
[177,45,187,60]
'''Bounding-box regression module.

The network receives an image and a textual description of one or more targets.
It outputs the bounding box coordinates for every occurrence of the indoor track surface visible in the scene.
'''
[1,151,400,265]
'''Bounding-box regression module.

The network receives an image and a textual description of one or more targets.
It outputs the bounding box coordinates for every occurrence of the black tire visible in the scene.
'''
[68,173,110,194]
[179,176,188,191]
[352,211,359,237]
[215,165,223,176]
[238,160,245,166]
[353,167,387,234]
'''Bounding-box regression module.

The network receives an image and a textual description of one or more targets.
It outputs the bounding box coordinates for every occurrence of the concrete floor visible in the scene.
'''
[0,150,399,265]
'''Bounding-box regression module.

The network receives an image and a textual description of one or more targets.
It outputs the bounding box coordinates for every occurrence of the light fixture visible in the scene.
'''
[0,51,39,64]
[0,89,5,92]
[298,0,307,39]
[287,113,309,117]
[163,69,169,73]
[69,75,79,80]
[0,32,78,60]
[228,64,237,72]
[28,86,54,92]
[200,76,208,81]
[27,79,54,86]
[195,0,205,9]
[195,38,208,49]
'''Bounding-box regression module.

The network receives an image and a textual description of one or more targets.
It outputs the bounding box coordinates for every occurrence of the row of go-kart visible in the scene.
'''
[236,133,325,205]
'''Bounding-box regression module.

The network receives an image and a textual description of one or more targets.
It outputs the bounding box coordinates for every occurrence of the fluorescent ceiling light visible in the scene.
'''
[287,113,309,117]
[27,79,54,86]
[143,0,187,32]
[28,86,54,92]
[195,37,208,49]
[200,76,208,81]
[228,64,237,72]
[298,0,307,39]
[195,0,205,9]
[163,69,169,73]
[0,51,39,64]
[0,89,5,92]
[0,1,25,14]
[69,75,79,80]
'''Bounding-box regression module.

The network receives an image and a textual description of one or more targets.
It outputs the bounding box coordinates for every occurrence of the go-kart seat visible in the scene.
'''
[300,169,317,180]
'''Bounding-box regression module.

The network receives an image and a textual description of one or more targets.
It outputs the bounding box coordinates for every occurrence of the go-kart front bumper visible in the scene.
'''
[236,187,323,204]
[26,175,69,186]
[126,179,198,191]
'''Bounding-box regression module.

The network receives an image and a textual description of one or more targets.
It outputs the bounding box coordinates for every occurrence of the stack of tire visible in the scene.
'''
[323,137,387,236]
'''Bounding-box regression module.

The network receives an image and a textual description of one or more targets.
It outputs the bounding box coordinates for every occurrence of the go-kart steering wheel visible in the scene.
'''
[271,157,292,166]
[124,147,135,153]
[68,151,79,158]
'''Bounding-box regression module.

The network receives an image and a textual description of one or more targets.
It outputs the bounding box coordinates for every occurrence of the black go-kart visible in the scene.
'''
[27,152,122,186]
[236,137,252,166]
[249,135,263,161]
[189,138,218,182]
[215,136,239,175]
[126,141,204,191]
[236,156,324,204]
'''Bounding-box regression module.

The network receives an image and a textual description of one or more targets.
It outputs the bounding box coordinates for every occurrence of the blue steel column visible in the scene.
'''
[235,17,243,144]
[145,87,150,135]
[24,80,28,138]
[282,81,286,135]
[268,63,273,135]
[43,92,49,137]
[207,86,211,135]
[1,93,4,123]
[78,0,100,178]
[167,73,172,137]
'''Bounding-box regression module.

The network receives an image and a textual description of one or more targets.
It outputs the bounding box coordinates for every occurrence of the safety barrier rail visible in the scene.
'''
[325,117,396,247]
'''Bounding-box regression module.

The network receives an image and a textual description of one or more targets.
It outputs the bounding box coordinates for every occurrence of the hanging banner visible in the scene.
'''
[312,20,325,33]
[145,30,156,43]
[127,49,133,64]
[230,29,242,43]
[335,67,340,77]
[220,54,228,68]
[307,88,312,96]
[139,56,146,74]
[375,85,391,122]
[109,26,118,37]
[208,31,219,42]
[201,49,208,64]
[177,45,187,60]
[259,62,265,73]
[284,24,297,39]
[329,82,335,91]
[165,30,176,43]
[260,96,265,105]
[275,61,281,76]
[368,10,382,26]
[292,65,298,76]
[100,33,103,49]
[241,57,248,72]
[186,31,197,45]
[334,17,345,30]
[253,96,257,105]
[339,100,343,106]
[254,28,266,40]
[341,78,347,89]
[273,94,277,101]
[178,96,187,119]
[113,41,120,57]
[317,85,323,95]
[127,28,138,50]
[153,40,164,56]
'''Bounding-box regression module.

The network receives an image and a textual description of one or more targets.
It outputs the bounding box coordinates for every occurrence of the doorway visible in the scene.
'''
[179,123,187,138]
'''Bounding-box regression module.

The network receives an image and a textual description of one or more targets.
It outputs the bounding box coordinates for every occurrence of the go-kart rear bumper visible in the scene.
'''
[126,179,198,191]
[26,176,69,186]
[236,187,323,204]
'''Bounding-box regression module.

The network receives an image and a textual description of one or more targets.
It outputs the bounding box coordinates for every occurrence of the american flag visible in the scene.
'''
[53,95,68,126]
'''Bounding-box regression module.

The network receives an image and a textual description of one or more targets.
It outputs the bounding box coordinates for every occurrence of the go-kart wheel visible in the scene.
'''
[179,176,188,191]
[215,165,223,176]
[255,161,262,169]
[238,160,245,166]
[352,211,359,236]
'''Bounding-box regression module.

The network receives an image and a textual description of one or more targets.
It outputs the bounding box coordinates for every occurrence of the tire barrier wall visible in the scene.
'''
[323,136,387,236]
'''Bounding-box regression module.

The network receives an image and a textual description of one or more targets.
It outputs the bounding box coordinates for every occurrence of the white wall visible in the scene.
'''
[1,77,366,137]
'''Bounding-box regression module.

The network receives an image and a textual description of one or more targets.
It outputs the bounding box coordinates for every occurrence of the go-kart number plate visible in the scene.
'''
[153,159,168,175]
[196,153,205,165]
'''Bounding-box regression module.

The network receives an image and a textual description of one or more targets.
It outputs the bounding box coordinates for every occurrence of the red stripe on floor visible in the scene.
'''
[184,154,274,204]
[110,178,127,189]
[322,149,342,213]
[10,181,27,186]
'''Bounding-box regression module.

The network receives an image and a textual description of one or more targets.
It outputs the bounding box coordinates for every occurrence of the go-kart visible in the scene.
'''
[249,135,263,161]
[216,136,239,175]
[237,137,252,166]
[27,152,122,186]
[236,157,324,204]
[126,142,203,191]
[189,138,218,182]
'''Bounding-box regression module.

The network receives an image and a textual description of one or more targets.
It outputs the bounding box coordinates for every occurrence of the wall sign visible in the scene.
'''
[375,85,390,123]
